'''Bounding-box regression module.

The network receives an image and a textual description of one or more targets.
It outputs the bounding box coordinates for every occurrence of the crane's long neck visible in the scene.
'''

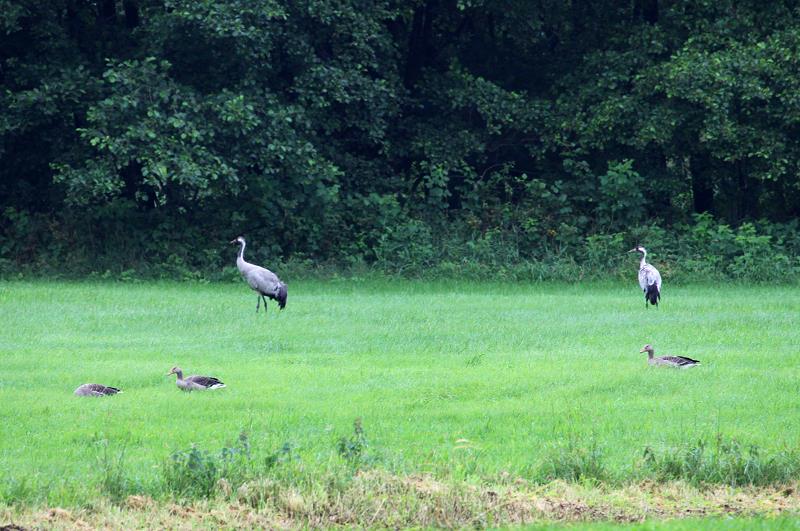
[236,240,247,269]
[639,250,648,269]
[174,369,183,380]
[647,349,654,360]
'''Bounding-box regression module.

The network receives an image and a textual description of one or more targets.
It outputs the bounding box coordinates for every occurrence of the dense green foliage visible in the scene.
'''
[1,1,799,277]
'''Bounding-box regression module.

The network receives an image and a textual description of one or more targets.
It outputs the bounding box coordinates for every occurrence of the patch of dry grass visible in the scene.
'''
[3,474,800,529]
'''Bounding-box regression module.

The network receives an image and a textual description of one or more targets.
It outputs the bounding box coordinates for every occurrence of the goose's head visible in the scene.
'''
[229,236,245,245]
[628,245,646,254]
[639,344,654,354]
[166,366,182,376]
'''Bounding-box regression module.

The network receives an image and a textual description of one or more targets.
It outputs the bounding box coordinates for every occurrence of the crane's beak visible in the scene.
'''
[229,239,238,244]
[628,248,637,253]
[639,347,647,353]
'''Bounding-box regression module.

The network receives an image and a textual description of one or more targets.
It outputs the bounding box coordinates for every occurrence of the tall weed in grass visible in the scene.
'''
[95,439,131,501]
[0,477,39,506]
[536,435,608,483]
[162,425,376,501]
[641,436,800,486]
[162,431,255,500]
[337,418,370,469]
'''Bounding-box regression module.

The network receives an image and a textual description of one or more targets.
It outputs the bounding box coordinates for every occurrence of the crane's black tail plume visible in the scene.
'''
[274,283,287,310]
[645,284,660,306]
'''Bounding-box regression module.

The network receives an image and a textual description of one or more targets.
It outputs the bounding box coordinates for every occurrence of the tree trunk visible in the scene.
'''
[634,0,659,24]
[123,0,140,29]
[690,153,715,215]
[404,1,436,88]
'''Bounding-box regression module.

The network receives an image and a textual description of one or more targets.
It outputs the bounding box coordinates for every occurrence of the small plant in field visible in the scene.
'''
[163,445,220,499]
[538,436,607,483]
[0,476,39,505]
[642,435,800,486]
[264,442,297,471]
[465,352,485,367]
[95,439,130,501]
[163,430,255,499]
[337,418,369,468]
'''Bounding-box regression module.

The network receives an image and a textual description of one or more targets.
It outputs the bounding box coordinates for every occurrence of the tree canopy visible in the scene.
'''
[1,0,799,277]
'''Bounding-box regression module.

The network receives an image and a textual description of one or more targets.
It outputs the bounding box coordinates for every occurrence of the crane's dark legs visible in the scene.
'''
[262,295,269,316]
[256,296,261,313]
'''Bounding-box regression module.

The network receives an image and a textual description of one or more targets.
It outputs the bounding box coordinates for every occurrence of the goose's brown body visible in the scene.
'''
[167,366,226,391]
[640,344,700,368]
[74,383,122,396]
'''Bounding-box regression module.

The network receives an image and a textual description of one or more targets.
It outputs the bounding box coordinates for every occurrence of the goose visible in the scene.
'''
[74,383,122,397]
[628,245,661,307]
[639,344,700,368]
[167,366,226,391]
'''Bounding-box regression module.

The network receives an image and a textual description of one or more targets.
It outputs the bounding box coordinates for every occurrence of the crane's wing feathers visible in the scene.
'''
[647,267,662,290]
[640,265,661,288]
[236,250,287,308]
[244,265,281,293]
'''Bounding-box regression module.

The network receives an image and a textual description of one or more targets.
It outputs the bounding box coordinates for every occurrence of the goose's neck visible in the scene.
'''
[639,250,647,269]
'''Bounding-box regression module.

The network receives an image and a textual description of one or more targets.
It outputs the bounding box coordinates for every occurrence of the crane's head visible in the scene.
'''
[230,236,245,245]
[639,344,654,354]
[628,245,646,254]
[166,366,182,376]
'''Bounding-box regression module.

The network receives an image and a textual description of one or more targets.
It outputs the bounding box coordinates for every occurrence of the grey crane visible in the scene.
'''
[639,344,700,368]
[167,366,226,391]
[628,245,661,307]
[74,383,122,397]
[230,236,287,314]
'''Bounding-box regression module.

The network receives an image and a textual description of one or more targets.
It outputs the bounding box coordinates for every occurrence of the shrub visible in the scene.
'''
[1,206,797,283]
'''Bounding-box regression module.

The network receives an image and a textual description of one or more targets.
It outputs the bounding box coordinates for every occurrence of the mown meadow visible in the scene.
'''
[1,280,800,527]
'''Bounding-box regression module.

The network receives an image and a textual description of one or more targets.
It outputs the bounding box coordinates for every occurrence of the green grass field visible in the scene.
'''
[1,280,799,526]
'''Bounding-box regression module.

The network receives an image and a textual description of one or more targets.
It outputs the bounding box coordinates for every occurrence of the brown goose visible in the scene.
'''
[167,366,226,391]
[74,383,122,397]
[639,344,700,368]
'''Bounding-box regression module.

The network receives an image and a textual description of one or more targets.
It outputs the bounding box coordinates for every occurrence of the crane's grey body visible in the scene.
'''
[74,383,122,397]
[640,344,699,368]
[231,237,287,314]
[167,366,226,391]
[629,246,661,307]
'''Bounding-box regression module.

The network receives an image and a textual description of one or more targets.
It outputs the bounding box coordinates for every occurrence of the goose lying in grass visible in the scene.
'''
[74,383,122,397]
[167,366,226,391]
[640,344,700,368]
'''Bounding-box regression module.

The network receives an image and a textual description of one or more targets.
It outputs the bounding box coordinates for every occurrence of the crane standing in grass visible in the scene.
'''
[629,245,661,307]
[231,236,287,315]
